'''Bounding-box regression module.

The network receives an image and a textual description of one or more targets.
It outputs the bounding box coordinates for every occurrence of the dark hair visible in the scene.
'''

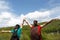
[33,20,38,23]
[15,24,20,29]
[33,20,38,27]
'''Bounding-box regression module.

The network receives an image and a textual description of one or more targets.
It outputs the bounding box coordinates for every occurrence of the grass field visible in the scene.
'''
[0,19,60,40]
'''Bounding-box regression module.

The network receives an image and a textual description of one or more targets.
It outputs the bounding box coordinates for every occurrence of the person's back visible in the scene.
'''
[10,24,22,40]
[24,20,43,40]
[31,25,42,40]
[23,19,52,40]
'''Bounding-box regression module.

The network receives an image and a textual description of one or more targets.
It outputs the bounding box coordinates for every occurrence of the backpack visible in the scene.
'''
[10,29,19,40]
[31,25,42,40]
[31,25,42,36]
[12,30,18,37]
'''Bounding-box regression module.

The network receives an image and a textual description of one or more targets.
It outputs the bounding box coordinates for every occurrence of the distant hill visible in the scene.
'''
[42,19,60,40]
[0,19,60,40]
[42,19,60,33]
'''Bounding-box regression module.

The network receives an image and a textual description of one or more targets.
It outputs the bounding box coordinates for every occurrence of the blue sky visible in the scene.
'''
[0,0,60,27]
[6,0,59,15]
[7,0,49,14]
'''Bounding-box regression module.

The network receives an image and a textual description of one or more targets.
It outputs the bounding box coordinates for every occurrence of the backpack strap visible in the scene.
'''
[13,29,18,34]
[38,25,42,35]
[32,25,42,35]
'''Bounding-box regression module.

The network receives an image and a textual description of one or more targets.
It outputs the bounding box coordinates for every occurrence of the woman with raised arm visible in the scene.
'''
[1,20,24,40]
[23,19,53,40]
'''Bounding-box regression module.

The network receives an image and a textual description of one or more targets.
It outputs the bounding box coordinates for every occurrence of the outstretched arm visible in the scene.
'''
[41,20,53,27]
[20,20,25,28]
[23,19,32,27]
[1,30,11,33]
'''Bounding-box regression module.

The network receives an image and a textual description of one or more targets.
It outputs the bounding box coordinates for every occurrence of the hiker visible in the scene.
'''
[1,20,24,40]
[23,19,51,40]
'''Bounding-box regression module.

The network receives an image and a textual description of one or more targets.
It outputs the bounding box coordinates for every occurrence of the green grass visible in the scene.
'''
[0,19,60,40]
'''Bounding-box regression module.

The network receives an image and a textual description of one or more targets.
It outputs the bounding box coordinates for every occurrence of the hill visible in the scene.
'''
[42,19,60,40]
[0,19,60,40]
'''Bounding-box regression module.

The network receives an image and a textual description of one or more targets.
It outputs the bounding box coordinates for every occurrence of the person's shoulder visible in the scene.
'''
[38,25,42,28]
[31,25,34,28]
[18,27,22,30]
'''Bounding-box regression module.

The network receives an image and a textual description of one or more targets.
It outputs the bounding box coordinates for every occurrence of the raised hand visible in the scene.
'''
[23,19,32,27]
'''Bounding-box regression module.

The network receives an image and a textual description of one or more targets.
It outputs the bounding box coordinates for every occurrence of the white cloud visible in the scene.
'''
[48,0,60,8]
[0,12,25,27]
[0,6,60,27]
[24,6,60,23]
[0,0,60,27]
[0,0,26,27]
[0,0,10,11]
[25,11,50,19]
[0,10,51,27]
[55,16,60,19]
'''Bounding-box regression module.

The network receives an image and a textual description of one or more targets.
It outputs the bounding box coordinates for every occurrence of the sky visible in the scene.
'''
[0,0,60,27]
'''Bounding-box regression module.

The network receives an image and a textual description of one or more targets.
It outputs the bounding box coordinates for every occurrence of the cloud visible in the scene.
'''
[0,0,10,11]
[0,0,60,27]
[48,0,60,8]
[24,6,60,22]
[0,6,60,27]
[0,0,23,27]
[25,11,50,19]
[0,12,25,27]
[55,16,60,19]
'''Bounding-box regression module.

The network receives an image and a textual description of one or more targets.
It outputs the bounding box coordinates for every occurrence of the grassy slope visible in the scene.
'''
[42,19,60,40]
[0,19,60,40]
